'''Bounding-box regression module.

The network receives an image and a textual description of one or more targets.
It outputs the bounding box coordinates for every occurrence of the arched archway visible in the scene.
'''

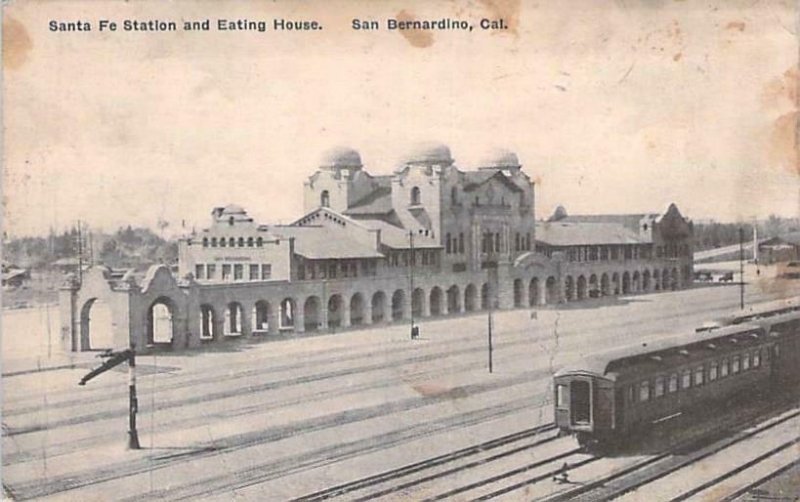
[225,302,243,336]
[662,268,670,290]
[480,283,491,310]
[350,293,365,326]
[447,285,461,313]
[430,287,443,316]
[305,296,321,331]
[643,270,651,291]
[327,294,343,328]
[464,284,478,312]
[601,273,610,296]
[371,291,386,323]
[411,288,425,318]
[528,278,539,306]
[576,275,587,300]
[80,298,114,350]
[612,272,621,295]
[545,277,557,304]
[632,271,641,292]
[513,278,524,307]
[253,300,271,332]
[622,272,631,294]
[564,276,575,301]
[653,269,661,291]
[280,298,295,329]
[588,274,598,298]
[671,268,679,290]
[200,304,215,340]
[391,289,405,321]
[147,297,174,345]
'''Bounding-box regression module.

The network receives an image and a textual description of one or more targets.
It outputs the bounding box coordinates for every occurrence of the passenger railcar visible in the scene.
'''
[553,311,800,446]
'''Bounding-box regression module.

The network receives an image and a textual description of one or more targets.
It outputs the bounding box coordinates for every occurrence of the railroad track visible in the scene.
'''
[293,422,559,501]
[538,408,800,502]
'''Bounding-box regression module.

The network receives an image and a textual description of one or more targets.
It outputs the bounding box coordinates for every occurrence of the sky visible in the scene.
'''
[3,0,799,237]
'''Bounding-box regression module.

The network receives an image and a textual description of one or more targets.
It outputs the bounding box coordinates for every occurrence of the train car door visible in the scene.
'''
[570,380,592,426]
[593,379,615,433]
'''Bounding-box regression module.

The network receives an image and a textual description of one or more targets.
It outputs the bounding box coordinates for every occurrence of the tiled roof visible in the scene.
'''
[274,226,384,259]
[536,221,646,246]
[461,171,521,192]
[358,219,441,249]
[344,186,393,215]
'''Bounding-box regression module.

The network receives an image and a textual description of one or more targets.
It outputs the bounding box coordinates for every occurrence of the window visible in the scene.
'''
[222,264,231,281]
[709,363,718,381]
[732,356,741,374]
[247,237,254,247]
[446,233,451,254]
[694,367,704,386]
[451,186,458,205]
[220,237,226,247]
[721,359,729,377]
[495,233,500,253]
[234,264,243,281]
[207,264,216,279]
[639,381,651,402]
[668,374,678,393]
[753,350,761,368]
[410,186,421,205]
[458,233,464,254]
[228,216,235,226]
[682,370,692,389]
[329,263,337,278]
[238,237,245,247]
[228,237,235,247]
[655,377,665,397]
[195,264,205,280]
[743,353,750,371]
[211,237,218,247]
[320,190,330,208]
[556,384,567,408]
[202,237,208,247]
[257,237,263,247]
[249,264,259,280]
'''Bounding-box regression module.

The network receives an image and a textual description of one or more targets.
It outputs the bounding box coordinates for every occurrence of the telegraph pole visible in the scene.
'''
[487,267,496,373]
[739,227,745,310]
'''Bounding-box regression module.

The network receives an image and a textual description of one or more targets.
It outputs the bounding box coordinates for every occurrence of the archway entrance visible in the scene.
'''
[305,296,321,331]
[147,298,173,345]
[464,284,477,312]
[391,290,405,321]
[350,293,365,326]
[412,288,425,318]
[545,277,557,304]
[280,298,295,329]
[328,295,343,329]
[371,291,386,323]
[200,305,215,340]
[447,285,461,313]
[430,287,443,316]
[481,283,491,310]
[80,298,114,351]
[253,300,270,332]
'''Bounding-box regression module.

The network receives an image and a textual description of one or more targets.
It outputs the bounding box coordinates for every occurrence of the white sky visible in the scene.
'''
[3,0,799,237]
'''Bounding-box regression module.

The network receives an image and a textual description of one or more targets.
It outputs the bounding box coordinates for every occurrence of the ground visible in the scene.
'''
[2,263,799,501]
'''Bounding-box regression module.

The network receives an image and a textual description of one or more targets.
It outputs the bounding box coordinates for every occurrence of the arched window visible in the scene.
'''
[228,237,235,247]
[451,186,458,205]
[238,237,245,247]
[211,237,218,247]
[410,186,421,205]
[256,237,263,247]
[220,237,226,247]
[202,237,209,247]
[320,190,330,208]
[458,233,464,254]
[228,216,235,226]
[247,237,254,247]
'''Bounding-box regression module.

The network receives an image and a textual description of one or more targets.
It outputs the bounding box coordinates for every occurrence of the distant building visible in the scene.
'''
[61,144,694,352]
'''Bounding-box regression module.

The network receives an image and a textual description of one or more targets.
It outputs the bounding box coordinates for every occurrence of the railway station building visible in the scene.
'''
[60,144,694,352]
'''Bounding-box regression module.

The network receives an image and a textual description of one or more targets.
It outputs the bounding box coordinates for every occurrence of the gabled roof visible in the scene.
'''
[344,186,393,215]
[536,221,646,246]
[462,170,522,193]
[358,219,441,249]
[273,226,383,260]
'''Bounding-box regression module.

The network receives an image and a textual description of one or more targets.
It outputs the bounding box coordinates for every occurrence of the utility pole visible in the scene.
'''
[76,220,83,286]
[487,267,496,373]
[739,227,745,310]
[409,230,418,340]
[79,344,140,449]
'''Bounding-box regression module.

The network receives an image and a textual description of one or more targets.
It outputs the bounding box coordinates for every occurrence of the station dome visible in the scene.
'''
[319,146,363,170]
[403,142,454,166]
[478,148,521,169]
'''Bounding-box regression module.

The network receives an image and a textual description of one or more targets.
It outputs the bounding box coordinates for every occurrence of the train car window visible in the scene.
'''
[753,351,761,368]
[556,384,567,408]
[668,374,678,393]
[732,356,741,374]
[639,381,650,402]
[721,359,729,377]
[709,363,718,381]
[694,367,704,386]
[743,353,751,370]
[655,377,665,397]
[682,370,692,389]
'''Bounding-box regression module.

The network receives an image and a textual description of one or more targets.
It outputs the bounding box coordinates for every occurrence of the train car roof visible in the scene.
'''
[555,321,766,379]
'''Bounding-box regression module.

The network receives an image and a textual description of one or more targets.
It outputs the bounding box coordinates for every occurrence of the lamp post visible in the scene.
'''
[739,226,745,310]
[409,230,418,340]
